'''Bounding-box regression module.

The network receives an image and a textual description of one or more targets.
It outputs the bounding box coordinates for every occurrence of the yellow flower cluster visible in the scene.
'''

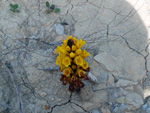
[55,36,90,92]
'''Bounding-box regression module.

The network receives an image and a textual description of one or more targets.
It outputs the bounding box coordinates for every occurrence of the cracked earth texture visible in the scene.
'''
[0,0,150,113]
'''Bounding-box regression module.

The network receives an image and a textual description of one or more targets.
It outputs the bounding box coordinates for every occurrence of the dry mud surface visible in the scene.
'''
[1,0,150,113]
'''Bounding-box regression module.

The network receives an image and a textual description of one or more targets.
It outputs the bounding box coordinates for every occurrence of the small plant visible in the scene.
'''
[46,1,60,13]
[61,20,69,26]
[10,4,20,13]
[55,36,90,92]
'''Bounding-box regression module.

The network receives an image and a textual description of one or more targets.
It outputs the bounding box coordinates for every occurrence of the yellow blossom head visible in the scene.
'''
[63,67,73,77]
[56,36,90,92]
[72,45,77,51]
[66,46,71,52]
[75,49,82,55]
[76,39,86,48]
[82,50,90,58]
[74,56,83,66]
[62,56,72,67]
[82,60,89,69]
[55,46,61,53]
[73,37,78,44]
[56,56,61,66]
[77,69,85,77]
[60,64,66,72]
[72,64,76,70]
[67,36,73,41]
[70,52,76,58]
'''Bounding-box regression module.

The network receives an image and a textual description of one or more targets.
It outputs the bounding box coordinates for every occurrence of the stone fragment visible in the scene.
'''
[114,107,119,112]
[142,104,148,110]
[101,107,111,113]
[116,79,137,87]
[88,72,98,83]
[94,52,119,72]
[38,91,47,97]
[125,92,143,110]
[146,108,150,113]
[119,103,127,111]
[55,24,64,35]
[79,84,93,100]
[116,97,125,103]
[134,85,143,97]
[92,109,100,113]
[122,52,146,81]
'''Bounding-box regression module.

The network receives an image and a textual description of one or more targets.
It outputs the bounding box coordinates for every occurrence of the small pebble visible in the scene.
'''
[55,24,64,35]
[119,103,127,111]
[114,107,118,112]
[92,109,100,113]
[146,108,150,113]
[142,104,148,110]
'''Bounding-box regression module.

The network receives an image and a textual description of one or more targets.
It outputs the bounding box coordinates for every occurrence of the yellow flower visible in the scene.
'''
[82,60,89,69]
[62,56,72,67]
[67,36,73,41]
[60,64,66,72]
[76,39,85,48]
[63,40,67,47]
[77,69,85,77]
[66,46,71,52]
[82,50,90,58]
[73,37,78,44]
[55,46,61,53]
[70,52,76,58]
[72,65,76,70]
[56,56,62,66]
[75,49,82,55]
[63,67,73,77]
[72,45,77,51]
[74,56,83,66]
[71,75,78,82]
[61,47,68,54]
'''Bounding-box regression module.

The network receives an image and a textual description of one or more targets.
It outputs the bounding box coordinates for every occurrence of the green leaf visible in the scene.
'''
[51,5,55,8]
[10,9,15,12]
[47,9,51,13]
[54,8,60,13]
[10,4,14,8]
[15,10,20,12]
[46,1,50,7]
[14,4,18,9]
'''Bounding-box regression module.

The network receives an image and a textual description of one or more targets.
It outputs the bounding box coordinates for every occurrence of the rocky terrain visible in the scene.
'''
[0,0,150,113]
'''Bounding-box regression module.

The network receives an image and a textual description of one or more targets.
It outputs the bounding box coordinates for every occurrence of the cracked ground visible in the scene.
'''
[0,0,150,113]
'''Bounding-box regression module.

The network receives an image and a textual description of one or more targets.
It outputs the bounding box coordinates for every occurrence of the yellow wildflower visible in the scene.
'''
[56,56,62,66]
[63,40,67,47]
[55,36,90,92]
[63,67,73,77]
[62,56,72,67]
[77,69,85,77]
[75,49,82,55]
[76,39,85,48]
[66,46,71,52]
[70,52,76,58]
[72,65,76,70]
[71,75,78,82]
[66,36,73,41]
[82,50,90,58]
[82,60,89,69]
[61,47,68,54]
[72,45,77,51]
[55,46,61,53]
[73,37,78,44]
[60,64,66,72]
[74,56,83,66]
